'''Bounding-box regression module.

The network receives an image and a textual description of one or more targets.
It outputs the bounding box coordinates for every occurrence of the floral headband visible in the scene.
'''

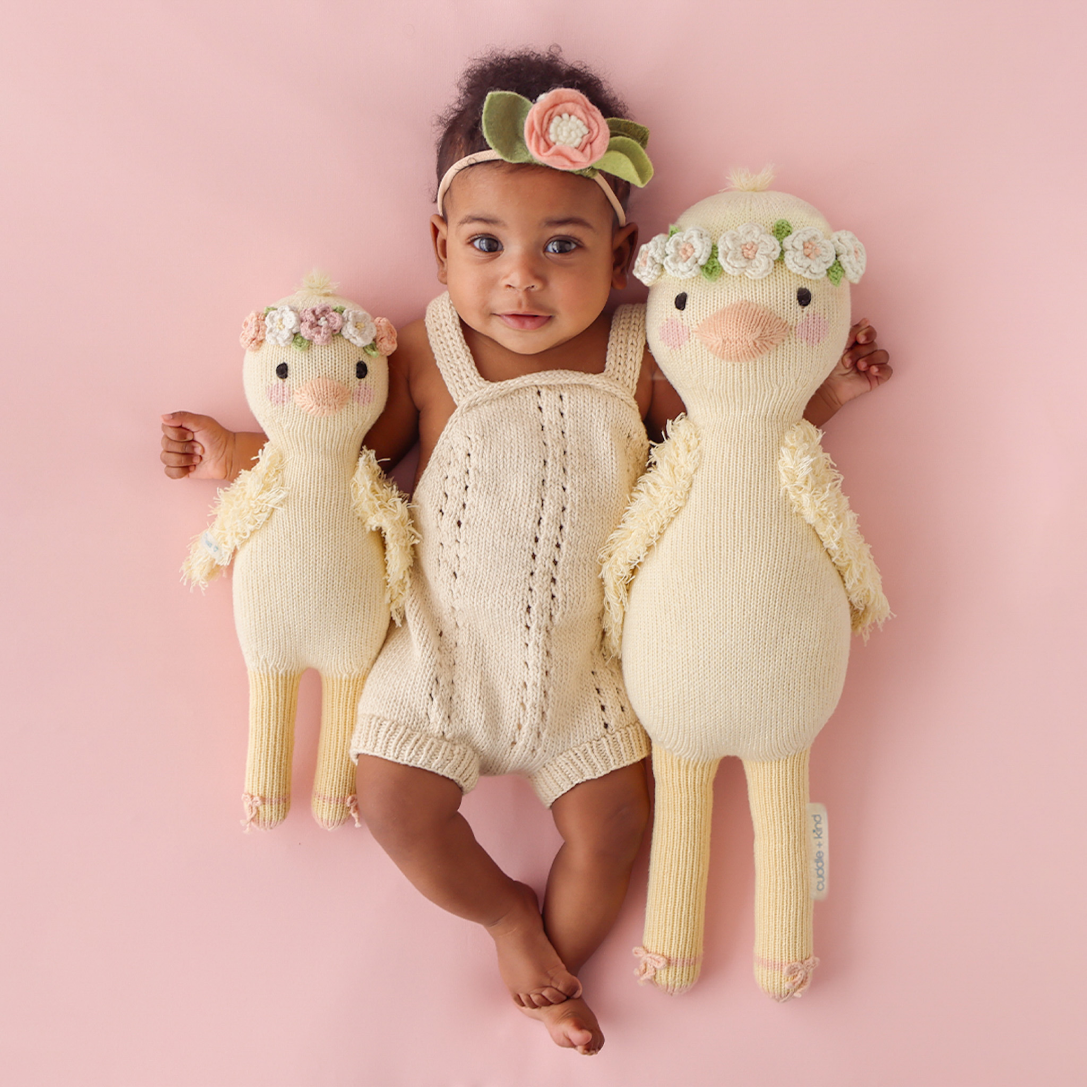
[634,220,866,287]
[239,303,397,356]
[436,88,654,226]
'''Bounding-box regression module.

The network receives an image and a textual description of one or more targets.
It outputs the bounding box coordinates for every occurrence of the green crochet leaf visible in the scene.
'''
[827,260,844,286]
[292,334,310,351]
[481,91,534,164]
[595,137,654,186]
[773,219,793,242]
[700,246,723,281]
[607,118,650,149]
[362,343,380,357]
[668,224,680,237]
[333,306,345,314]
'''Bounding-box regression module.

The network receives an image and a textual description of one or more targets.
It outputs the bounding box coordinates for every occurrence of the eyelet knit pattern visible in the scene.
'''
[350,294,651,806]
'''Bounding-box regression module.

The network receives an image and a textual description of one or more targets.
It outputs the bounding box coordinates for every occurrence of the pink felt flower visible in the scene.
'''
[373,317,397,356]
[523,89,610,171]
[239,310,266,350]
[299,304,344,345]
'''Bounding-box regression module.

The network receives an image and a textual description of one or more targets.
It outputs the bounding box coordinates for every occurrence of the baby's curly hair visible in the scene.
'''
[435,46,633,212]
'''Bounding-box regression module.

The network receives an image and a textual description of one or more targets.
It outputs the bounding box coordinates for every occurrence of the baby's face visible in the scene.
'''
[433,163,635,356]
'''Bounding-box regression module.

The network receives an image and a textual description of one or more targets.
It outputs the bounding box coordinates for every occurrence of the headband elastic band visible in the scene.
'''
[436,149,627,226]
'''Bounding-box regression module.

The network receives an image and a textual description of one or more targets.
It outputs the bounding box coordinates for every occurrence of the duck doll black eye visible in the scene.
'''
[275,362,289,379]
[356,360,368,380]
[674,292,688,311]
[796,288,812,307]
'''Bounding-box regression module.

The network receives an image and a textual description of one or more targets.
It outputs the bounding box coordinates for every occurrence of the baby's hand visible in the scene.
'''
[160,412,238,480]
[825,319,892,407]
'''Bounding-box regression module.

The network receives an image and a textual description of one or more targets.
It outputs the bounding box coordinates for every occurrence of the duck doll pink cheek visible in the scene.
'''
[352,384,374,405]
[796,313,829,346]
[658,318,690,349]
[267,383,292,405]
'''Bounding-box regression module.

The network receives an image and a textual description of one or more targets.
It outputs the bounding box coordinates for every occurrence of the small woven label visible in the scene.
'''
[808,802,828,900]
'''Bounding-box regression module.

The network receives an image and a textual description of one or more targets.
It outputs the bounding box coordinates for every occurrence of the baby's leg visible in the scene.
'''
[355,755,580,1009]
[510,763,649,1056]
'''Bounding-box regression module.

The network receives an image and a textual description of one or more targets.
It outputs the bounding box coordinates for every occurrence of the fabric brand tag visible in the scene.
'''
[807,802,828,900]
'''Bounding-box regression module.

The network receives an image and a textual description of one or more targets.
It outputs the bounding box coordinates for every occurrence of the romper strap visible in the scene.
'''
[604,304,647,393]
[424,293,488,405]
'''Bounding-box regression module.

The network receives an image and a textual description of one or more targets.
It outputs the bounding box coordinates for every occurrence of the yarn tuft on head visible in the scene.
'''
[726,165,776,192]
[301,270,338,296]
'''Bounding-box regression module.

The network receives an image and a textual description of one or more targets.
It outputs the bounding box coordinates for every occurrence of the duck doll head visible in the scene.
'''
[634,167,865,419]
[239,271,396,454]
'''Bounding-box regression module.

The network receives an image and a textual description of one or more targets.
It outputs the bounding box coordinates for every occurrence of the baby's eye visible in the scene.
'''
[674,292,688,311]
[470,235,501,254]
[544,238,578,255]
[356,361,368,380]
[275,362,289,379]
[796,288,812,307]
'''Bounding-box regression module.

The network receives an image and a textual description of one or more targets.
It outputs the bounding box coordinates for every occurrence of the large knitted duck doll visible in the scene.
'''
[602,170,889,1000]
[184,273,415,831]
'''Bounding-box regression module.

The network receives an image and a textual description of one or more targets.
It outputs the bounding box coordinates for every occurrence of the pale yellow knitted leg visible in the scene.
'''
[311,673,368,830]
[636,745,720,995]
[243,670,302,830]
[743,748,817,1002]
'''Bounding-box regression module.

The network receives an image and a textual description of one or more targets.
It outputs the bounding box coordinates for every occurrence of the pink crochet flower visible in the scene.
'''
[523,89,610,171]
[239,310,266,350]
[373,317,397,356]
[300,304,344,345]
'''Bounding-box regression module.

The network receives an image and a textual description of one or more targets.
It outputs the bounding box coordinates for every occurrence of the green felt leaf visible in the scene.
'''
[595,138,654,186]
[481,91,534,163]
[607,118,650,148]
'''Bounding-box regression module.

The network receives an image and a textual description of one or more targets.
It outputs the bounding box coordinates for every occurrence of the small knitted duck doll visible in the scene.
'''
[602,169,889,1000]
[184,273,415,831]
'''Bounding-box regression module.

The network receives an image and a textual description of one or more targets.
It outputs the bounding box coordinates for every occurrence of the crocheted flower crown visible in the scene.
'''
[635,221,866,287]
[239,302,396,356]
[436,88,653,225]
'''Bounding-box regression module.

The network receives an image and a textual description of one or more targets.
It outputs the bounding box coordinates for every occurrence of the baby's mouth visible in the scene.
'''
[497,313,552,331]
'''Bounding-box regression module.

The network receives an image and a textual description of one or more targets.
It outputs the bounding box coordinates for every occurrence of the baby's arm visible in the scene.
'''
[161,413,265,481]
[804,319,892,427]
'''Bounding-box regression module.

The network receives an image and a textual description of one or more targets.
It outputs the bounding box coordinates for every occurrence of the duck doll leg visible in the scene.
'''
[637,744,720,995]
[743,748,818,1001]
[311,673,368,830]
[243,670,303,830]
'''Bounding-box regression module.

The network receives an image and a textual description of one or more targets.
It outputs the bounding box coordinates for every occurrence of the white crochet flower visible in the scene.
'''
[341,308,377,348]
[265,305,300,346]
[782,228,836,280]
[718,223,781,279]
[663,228,713,278]
[832,230,867,283]
[632,234,667,286]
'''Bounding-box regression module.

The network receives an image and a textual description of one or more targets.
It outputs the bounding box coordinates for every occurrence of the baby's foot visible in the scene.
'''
[520,996,604,1056]
[487,882,582,1008]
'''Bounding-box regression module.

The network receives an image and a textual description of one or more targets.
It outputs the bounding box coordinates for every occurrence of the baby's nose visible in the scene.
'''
[293,377,350,416]
[696,301,788,361]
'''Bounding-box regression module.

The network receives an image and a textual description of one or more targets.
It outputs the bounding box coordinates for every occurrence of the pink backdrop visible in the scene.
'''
[4,1,1084,1083]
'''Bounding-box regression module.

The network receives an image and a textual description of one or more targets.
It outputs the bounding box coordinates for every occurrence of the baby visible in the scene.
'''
[161,49,891,1055]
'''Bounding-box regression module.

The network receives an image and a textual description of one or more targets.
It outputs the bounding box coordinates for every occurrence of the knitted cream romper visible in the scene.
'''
[350,293,650,806]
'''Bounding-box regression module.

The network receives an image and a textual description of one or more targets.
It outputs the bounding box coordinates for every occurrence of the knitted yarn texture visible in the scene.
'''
[607,176,889,998]
[184,274,414,830]
[350,294,650,807]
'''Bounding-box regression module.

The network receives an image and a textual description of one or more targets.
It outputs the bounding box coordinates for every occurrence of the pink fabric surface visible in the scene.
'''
[3,1,1084,1083]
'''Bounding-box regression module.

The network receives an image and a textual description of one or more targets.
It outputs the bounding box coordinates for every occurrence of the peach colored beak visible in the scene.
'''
[696,301,789,361]
[293,377,350,416]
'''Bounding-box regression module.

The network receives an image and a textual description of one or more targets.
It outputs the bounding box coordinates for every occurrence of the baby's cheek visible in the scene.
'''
[658,319,689,349]
[796,314,829,346]
[352,384,373,405]
[267,383,291,405]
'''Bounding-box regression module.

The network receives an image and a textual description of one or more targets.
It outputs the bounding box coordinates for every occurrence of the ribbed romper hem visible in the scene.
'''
[531,721,650,807]
[352,714,481,793]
